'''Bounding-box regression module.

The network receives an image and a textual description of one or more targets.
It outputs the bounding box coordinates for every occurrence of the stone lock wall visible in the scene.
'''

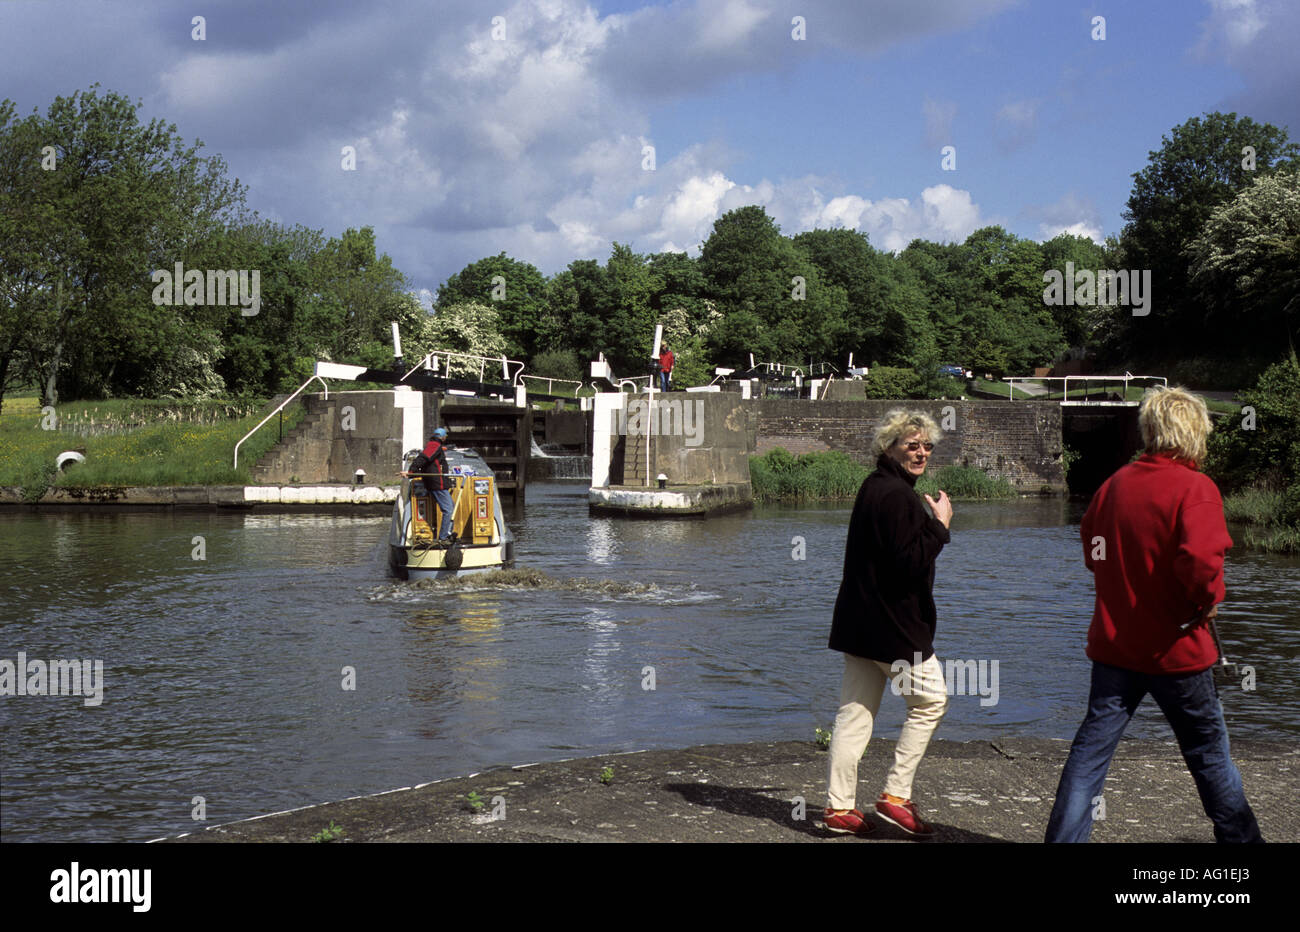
[252,391,408,484]
[614,392,752,487]
[749,399,1066,492]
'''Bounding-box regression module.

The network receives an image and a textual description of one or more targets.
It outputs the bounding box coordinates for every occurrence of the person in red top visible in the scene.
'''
[657,344,674,392]
[401,427,455,542]
[1046,387,1262,843]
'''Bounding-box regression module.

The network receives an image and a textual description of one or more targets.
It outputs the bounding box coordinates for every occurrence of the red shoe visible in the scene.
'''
[874,794,935,837]
[823,808,875,836]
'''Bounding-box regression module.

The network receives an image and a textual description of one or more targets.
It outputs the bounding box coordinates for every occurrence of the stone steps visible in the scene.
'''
[249,397,337,482]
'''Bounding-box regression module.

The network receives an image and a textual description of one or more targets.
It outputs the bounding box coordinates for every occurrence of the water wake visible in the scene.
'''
[366,567,668,599]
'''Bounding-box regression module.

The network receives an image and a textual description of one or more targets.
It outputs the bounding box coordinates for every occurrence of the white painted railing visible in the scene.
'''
[402,350,525,387]
[1001,374,1167,403]
[233,375,329,469]
[749,362,805,378]
[617,375,652,392]
[519,374,586,397]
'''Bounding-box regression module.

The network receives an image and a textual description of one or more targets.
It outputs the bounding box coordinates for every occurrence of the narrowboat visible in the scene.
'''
[387,447,515,579]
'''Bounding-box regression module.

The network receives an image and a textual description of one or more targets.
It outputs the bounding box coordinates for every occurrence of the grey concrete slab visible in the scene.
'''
[160,738,1297,844]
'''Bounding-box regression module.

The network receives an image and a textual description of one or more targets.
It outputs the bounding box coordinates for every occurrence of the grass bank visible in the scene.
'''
[1222,487,1300,554]
[749,448,1015,504]
[0,396,303,500]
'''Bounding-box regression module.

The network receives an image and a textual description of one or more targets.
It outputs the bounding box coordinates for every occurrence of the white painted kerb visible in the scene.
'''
[243,486,399,504]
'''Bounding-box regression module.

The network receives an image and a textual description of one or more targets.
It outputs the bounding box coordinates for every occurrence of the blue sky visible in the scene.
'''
[2,0,1295,305]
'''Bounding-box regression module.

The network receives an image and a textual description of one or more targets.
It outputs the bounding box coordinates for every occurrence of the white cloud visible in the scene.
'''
[658,172,739,246]
[816,195,871,230]
[782,182,986,252]
[1195,0,1265,57]
[1024,193,1105,245]
[1038,221,1103,244]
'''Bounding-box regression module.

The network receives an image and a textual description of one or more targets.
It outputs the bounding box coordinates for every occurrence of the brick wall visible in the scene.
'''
[749,399,1066,492]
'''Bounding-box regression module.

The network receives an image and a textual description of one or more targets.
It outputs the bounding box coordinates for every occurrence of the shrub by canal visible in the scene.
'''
[749,447,1015,504]
[1205,354,1300,554]
[1222,487,1300,554]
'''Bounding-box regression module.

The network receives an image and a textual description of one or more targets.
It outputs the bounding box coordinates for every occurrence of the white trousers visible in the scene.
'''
[826,652,948,809]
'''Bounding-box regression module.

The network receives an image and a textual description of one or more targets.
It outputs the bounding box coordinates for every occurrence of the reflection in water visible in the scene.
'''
[581,606,623,730]
[586,517,618,565]
[403,597,505,707]
[241,514,387,529]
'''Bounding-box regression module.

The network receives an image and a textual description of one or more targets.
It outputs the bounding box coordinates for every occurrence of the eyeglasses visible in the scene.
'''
[903,441,934,453]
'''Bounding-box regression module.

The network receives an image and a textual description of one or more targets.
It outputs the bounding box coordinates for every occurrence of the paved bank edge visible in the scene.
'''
[157,738,1298,843]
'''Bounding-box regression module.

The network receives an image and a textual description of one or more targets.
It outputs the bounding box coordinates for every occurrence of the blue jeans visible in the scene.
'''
[659,371,670,392]
[421,485,454,539]
[1045,661,1262,843]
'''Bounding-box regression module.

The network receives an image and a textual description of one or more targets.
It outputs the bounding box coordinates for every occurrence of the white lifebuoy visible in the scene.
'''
[55,451,86,472]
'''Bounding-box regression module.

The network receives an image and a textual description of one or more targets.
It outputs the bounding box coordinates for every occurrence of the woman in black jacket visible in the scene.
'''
[823,409,953,837]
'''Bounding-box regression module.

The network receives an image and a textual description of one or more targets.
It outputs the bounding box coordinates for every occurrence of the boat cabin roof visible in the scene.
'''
[444,446,490,473]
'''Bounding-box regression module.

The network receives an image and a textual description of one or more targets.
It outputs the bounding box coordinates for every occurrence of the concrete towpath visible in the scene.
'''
[162,737,1297,843]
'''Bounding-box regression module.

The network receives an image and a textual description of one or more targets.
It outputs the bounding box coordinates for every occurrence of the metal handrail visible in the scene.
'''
[749,362,806,378]
[519,374,585,397]
[1002,374,1167,402]
[233,375,329,469]
[402,350,525,386]
[617,376,652,392]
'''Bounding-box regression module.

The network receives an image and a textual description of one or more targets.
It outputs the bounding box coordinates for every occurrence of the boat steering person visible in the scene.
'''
[404,427,456,543]
[824,409,953,837]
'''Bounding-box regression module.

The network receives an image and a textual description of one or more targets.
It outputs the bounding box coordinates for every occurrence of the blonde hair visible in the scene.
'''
[1139,386,1211,465]
[872,408,943,456]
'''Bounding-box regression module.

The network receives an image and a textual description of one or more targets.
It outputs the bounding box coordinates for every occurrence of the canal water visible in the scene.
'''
[2,482,1297,842]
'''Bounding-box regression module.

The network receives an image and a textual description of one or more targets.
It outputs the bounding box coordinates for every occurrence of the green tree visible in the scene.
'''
[1187,169,1300,353]
[0,86,248,407]
[529,348,583,382]
[0,100,45,410]
[556,259,614,369]
[1039,233,1108,348]
[307,226,412,367]
[954,227,1061,373]
[603,243,664,374]
[901,228,1062,374]
[194,220,326,396]
[699,206,847,369]
[1206,353,1300,533]
[1115,111,1298,362]
[534,268,578,358]
[435,253,547,360]
[656,305,716,388]
[898,239,966,359]
[425,301,507,369]
[792,228,916,365]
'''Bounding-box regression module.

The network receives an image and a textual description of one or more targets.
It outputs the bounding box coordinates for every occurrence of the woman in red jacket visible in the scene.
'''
[1045,387,1263,842]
